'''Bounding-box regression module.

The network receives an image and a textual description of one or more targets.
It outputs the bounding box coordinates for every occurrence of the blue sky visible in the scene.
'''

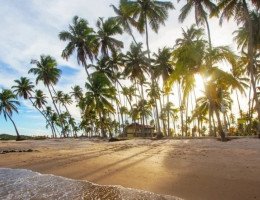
[0,0,238,136]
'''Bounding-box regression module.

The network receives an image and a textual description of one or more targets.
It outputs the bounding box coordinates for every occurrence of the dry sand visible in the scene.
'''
[0,138,259,200]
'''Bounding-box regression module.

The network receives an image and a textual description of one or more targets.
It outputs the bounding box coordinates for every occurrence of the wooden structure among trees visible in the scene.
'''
[124,123,155,137]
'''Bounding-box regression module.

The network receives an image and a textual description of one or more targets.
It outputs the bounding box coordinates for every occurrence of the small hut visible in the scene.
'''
[124,123,155,137]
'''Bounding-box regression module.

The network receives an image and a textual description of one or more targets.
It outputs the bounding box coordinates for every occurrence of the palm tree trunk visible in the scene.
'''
[214,109,226,141]
[47,85,65,137]
[159,96,166,135]
[204,16,212,50]
[116,80,132,109]
[167,94,170,136]
[178,82,184,137]
[243,0,260,137]
[5,111,20,140]
[185,96,189,137]
[144,15,161,133]
[236,90,243,118]
[29,98,56,138]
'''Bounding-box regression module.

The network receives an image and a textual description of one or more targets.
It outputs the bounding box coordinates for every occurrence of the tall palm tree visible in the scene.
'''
[0,89,21,140]
[84,71,117,137]
[96,17,124,56]
[123,42,149,94]
[178,0,217,48]
[59,16,98,77]
[129,0,173,60]
[28,55,64,134]
[216,0,260,137]
[121,0,173,133]
[110,0,139,44]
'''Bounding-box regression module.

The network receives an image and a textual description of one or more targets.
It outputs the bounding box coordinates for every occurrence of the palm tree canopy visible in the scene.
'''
[123,42,149,82]
[129,0,174,33]
[96,17,124,56]
[111,0,139,34]
[178,0,217,25]
[85,71,117,114]
[59,16,98,66]
[33,90,47,109]
[29,55,61,86]
[71,85,83,100]
[152,47,173,82]
[12,77,34,99]
[233,10,260,51]
[0,89,20,121]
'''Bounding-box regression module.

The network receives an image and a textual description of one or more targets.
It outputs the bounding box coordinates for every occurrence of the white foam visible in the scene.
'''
[0,168,182,200]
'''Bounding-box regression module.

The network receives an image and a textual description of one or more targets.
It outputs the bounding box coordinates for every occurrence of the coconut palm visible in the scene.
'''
[123,42,149,92]
[12,77,56,137]
[178,0,217,48]
[0,89,21,140]
[71,85,83,102]
[59,16,98,77]
[110,0,139,44]
[29,55,61,115]
[96,17,124,56]
[84,71,117,137]
[216,0,260,136]
[28,55,64,134]
[129,0,174,60]
[33,90,47,109]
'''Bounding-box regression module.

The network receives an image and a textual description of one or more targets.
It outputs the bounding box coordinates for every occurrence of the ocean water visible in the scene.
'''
[0,168,181,200]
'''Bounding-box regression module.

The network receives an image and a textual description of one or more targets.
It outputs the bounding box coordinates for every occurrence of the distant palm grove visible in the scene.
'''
[0,0,259,141]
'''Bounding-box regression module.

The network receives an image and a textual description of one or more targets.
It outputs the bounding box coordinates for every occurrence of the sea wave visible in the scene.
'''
[0,168,182,200]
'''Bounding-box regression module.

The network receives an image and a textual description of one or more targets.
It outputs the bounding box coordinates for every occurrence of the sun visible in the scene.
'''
[194,74,205,93]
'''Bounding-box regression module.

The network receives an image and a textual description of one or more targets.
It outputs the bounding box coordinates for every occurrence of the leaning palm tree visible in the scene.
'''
[96,17,124,57]
[0,89,21,140]
[28,55,64,134]
[12,77,56,137]
[59,16,98,77]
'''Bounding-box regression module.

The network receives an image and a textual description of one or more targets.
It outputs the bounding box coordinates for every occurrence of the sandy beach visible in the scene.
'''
[0,138,260,200]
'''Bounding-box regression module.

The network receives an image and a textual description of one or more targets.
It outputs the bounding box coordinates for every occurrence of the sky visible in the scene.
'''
[0,0,239,136]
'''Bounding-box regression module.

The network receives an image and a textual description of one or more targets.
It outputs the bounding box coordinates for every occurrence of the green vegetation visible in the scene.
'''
[0,134,47,141]
[0,0,259,141]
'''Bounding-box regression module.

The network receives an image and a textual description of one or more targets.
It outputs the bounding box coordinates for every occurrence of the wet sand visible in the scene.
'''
[0,138,260,200]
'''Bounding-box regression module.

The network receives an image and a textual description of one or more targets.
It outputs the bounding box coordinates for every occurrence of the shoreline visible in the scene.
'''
[0,138,260,200]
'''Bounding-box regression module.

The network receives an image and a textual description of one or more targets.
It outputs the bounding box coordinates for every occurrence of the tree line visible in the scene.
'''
[0,0,259,141]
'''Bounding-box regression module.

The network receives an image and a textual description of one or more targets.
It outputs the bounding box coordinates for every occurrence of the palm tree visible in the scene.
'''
[153,47,173,135]
[84,71,117,137]
[0,89,21,140]
[28,55,64,134]
[96,17,124,56]
[33,90,47,109]
[129,0,173,60]
[12,77,56,137]
[216,0,260,137]
[71,85,83,102]
[123,42,149,98]
[178,0,217,48]
[59,16,98,77]
[110,0,139,44]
